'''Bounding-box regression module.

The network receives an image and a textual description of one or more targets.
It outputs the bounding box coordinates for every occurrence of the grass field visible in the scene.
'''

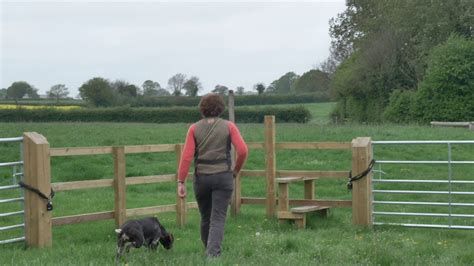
[0,103,473,265]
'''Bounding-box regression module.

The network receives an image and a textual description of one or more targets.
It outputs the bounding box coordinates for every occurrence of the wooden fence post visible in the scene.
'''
[228,90,241,216]
[231,172,241,216]
[264,115,276,218]
[23,132,52,248]
[175,144,186,227]
[351,137,373,227]
[113,146,126,228]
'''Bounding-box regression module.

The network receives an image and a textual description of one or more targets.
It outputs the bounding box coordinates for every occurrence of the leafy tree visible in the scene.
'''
[254,83,265,95]
[329,0,474,122]
[6,81,33,104]
[270,72,299,94]
[0,88,7,99]
[413,35,474,122]
[236,86,245,95]
[47,84,69,102]
[292,70,330,93]
[183,76,202,97]
[168,73,186,96]
[26,87,39,99]
[79,77,114,107]
[212,85,229,95]
[142,80,161,96]
[155,88,171,96]
[112,80,138,98]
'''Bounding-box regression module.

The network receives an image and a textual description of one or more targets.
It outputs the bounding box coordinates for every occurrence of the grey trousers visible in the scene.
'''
[193,171,234,257]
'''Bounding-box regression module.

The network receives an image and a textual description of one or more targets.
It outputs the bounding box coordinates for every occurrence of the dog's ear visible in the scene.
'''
[115,229,122,234]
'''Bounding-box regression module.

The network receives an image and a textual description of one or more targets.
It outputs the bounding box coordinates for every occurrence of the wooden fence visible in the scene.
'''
[22,115,372,248]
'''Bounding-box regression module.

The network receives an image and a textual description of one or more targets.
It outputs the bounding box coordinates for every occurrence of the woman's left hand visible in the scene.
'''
[178,182,186,198]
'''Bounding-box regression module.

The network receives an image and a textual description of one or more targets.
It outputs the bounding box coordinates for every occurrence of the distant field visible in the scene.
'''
[0,120,473,265]
[0,104,81,110]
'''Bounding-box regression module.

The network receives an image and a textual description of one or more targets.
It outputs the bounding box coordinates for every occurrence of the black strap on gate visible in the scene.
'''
[347,159,376,190]
[18,181,55,211]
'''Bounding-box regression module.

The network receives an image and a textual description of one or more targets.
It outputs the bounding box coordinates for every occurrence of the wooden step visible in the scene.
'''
[290,205,330,213]
[276,177,302,183]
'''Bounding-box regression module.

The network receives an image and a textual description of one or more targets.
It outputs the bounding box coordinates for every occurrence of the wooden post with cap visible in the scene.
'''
[351,137,373,227]
[23,132,52,248]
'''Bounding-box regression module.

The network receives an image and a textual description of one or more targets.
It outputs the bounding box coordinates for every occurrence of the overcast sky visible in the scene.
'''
[1,1,346,97]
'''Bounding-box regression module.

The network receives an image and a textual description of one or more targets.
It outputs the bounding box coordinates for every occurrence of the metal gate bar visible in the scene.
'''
[0,136,25,245]
[371,140,474,230]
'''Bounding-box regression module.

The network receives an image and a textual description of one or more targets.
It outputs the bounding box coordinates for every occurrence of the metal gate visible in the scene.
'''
[0,137,25,244]
[371,140,474,229]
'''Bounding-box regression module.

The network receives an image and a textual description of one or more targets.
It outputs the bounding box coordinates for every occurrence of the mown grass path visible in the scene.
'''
[0,116,473,265]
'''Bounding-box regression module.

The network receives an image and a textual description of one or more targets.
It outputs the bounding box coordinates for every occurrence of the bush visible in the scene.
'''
[414,35,474,122]
[0,106,311,123]
[131,93,330,108]
[383,90,417,123]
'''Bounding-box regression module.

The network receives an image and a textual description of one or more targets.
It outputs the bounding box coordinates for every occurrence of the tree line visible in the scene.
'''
[326,0,473,123]
[2,68,331,107]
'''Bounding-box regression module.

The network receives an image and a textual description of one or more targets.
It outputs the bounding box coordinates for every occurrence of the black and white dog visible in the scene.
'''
[115,217,174,259]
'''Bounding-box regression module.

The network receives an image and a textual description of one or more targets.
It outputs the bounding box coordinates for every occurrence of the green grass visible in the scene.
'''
[0,107,473,265]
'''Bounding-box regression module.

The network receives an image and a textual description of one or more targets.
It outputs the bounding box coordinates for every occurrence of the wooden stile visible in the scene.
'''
[351,137,373,227]
[304,180,315,200]
[113,147,126,228]
[23,132,52,248]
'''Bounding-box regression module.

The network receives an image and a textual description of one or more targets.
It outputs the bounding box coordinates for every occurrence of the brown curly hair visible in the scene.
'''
[199,93,226,117]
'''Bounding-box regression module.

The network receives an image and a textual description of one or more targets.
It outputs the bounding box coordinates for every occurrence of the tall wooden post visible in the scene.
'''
[175,144,186,227]
[23,132,52,248]
[264,116,276,218]
[228,90,241,216]
[228,90,235,122]
[113,146,126,228]
[351,137,373,227]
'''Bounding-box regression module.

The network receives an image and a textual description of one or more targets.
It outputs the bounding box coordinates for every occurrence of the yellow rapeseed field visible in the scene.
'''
[0,105,81,110]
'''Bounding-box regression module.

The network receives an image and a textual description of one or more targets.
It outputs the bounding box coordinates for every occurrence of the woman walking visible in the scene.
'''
[177,93,248,257]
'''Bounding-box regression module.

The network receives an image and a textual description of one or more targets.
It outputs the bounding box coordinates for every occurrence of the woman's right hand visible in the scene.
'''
[178,182,186,198]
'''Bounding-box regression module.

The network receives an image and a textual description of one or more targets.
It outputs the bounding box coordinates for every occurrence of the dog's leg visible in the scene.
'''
[150,237,160,251]
[125,242,133,253]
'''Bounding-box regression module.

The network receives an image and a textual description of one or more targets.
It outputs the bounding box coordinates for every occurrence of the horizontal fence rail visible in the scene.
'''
[373,190,474,195]
[376,160,474,165]
[373,222,474,230]
[0,137,23,143]
[373,179,474,184]
[0,237,26,245]
[371,139,474,230]
[373,211,474,218]
[374,201,474,207]
[0,184,21,191]
[0,161,23,168]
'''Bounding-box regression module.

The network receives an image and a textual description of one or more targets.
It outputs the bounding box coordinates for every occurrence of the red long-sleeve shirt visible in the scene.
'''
[178,121,248,182]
